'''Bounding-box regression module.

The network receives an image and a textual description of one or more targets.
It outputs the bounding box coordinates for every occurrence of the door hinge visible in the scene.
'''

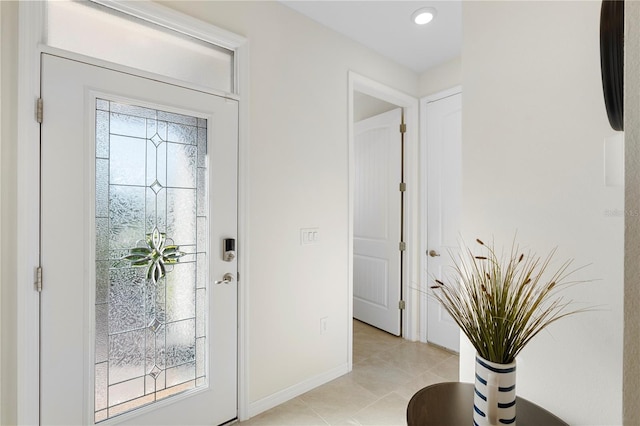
[36,98,43,124]
[399,123,406,134]
[399,182,406,192]
[399,241,406,251]
[399,300,406,310]
[36,266,43,292]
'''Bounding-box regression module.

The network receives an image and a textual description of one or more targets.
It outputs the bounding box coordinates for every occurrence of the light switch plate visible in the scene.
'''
[300,228,319,245]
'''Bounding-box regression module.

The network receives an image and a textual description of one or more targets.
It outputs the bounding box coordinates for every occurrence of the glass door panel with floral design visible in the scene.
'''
[94,100,210,422]
[40,54,238,425]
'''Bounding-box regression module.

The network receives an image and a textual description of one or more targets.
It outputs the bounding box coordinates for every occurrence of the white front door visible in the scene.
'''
[353,108,402,336]
[424,91,462,352]
[40,53,238,425]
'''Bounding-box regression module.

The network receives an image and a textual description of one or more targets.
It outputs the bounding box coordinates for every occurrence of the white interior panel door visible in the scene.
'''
[425,92,462,352]
[353,108,402,336]
[40,53,238,425]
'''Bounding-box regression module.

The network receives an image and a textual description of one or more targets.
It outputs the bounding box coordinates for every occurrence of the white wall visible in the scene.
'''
[462,2,623,424]
[624,2,640,424]
[158,0,420,413]
[419,56,461,98]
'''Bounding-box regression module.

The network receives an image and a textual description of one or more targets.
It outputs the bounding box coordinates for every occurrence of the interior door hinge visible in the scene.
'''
[36,266,43,292]
[399,182,406,192]
[399,300,406,310]
[399,241,406,251]
[36,98,43,124]
[399,123,406,133]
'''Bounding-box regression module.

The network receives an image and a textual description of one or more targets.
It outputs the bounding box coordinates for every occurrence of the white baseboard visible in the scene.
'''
[246,363,349,419]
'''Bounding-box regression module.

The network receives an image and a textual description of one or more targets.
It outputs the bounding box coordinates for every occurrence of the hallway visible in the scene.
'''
[241,320,459,425]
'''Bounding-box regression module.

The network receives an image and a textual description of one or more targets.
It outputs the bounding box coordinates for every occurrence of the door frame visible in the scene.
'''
[419,86,462,344]
[348,72,420,368]
[15,2,250,423]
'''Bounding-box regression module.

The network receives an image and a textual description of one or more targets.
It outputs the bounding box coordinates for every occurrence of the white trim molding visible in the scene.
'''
[0,2,4,423]
[17,1,249,423]
[421,85,463,104]
[17,3,44,424]
[348,71,420,347]
[235,24,251,425]
[248,363,348,418]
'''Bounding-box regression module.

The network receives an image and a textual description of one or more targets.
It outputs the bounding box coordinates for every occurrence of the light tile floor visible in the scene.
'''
[240,320,459,426]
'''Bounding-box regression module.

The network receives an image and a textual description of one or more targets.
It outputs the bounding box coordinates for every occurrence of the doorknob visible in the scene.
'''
[428,250,440,257]
[214,273,234,285]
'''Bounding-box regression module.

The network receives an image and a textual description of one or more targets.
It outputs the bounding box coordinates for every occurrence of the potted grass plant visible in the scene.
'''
[430,238,589,426]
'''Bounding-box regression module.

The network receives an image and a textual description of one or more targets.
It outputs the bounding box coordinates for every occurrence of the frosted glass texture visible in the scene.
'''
[95,99,208,422]
[47,1,234,93]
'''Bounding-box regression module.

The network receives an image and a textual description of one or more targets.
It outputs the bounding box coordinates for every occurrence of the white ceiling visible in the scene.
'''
[280,1,462,73]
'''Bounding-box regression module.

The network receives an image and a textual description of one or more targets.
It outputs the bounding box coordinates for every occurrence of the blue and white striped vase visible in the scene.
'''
[473,354,516,426]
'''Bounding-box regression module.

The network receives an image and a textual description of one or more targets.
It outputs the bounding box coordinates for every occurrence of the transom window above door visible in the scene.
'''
[46,0,236,93]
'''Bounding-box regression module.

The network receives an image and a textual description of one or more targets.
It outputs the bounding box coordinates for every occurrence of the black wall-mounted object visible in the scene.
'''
[600,0,624,131]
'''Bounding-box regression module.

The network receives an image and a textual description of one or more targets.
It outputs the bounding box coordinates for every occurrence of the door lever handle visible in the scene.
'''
[214,273,234,285]
[428,250,441,257]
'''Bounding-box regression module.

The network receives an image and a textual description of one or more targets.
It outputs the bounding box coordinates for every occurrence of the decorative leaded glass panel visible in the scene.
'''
[95,99,207,422]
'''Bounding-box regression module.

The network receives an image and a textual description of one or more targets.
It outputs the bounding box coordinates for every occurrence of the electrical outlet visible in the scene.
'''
[320,317,328,335]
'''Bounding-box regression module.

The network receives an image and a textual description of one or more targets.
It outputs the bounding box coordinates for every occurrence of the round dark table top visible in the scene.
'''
[407,382,568,426]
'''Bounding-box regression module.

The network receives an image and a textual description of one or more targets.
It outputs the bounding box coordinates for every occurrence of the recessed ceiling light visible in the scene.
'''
[412,7,437,25]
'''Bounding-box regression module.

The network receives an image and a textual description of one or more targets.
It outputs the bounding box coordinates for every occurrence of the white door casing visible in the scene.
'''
[40,53,238,425]
[353,108,402,336]
[423,90,462,352]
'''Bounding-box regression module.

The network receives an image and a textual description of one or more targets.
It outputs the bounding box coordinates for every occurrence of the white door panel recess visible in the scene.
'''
[424,91,462,352]
[40,53,238,425]
[353,108,403,336]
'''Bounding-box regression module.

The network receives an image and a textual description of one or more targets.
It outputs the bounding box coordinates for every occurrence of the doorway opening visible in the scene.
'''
[352,96,404,336]
[347,72,420,369]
